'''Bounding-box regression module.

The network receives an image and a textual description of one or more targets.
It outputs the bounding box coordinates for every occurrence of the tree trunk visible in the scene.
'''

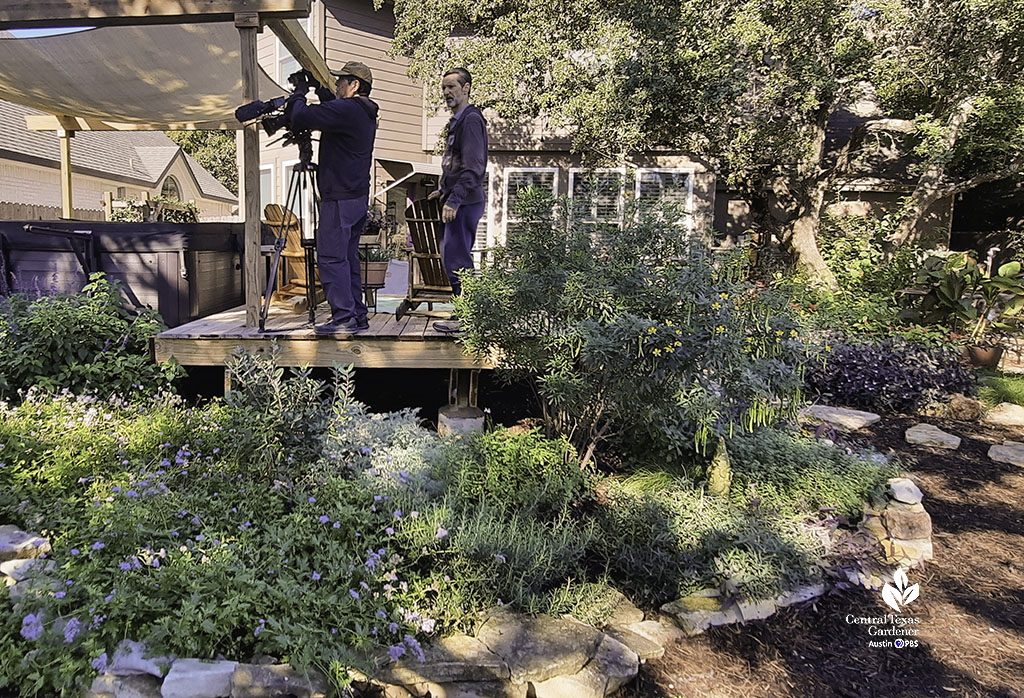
[781,180,837,290]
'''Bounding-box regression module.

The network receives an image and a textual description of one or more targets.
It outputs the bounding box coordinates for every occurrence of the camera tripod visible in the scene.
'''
[259,160,320,332]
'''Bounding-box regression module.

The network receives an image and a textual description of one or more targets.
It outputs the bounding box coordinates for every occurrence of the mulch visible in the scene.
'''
[619,415,1024,698]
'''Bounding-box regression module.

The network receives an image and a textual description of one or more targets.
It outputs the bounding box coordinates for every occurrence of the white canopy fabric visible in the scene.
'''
[0,23,285,130]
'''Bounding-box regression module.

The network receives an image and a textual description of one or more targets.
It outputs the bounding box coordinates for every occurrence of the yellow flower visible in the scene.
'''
[674,341,682,347]
[675,329,683,335]
[719,292,729,299]
[653,348,662,356]
[715,325,726,333]
[711,302,722,310]
[665,320,673,326]
[789,329,798,337]
[775,329,784,335]
[647,326,657,334]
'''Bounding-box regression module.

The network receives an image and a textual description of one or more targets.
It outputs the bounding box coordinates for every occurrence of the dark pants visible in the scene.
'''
[441,200,485,296]
[318,198,368,322]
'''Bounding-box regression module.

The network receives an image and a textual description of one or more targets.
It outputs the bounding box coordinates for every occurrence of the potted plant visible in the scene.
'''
[359,245,391,287]
[901,253,1024,366]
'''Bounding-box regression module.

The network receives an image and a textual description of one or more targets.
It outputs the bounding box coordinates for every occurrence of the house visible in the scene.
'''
[0,99,237,222]
[257,0,717,264]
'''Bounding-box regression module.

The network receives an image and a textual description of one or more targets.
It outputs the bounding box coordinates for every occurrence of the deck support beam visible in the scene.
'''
[237,12,263,328]
[58,127,73,219]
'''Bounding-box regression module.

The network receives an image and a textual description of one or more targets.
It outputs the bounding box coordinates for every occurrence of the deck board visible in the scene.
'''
[154,304,491,370]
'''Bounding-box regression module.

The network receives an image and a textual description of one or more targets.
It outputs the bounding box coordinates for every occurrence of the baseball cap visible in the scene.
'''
[331,61,373,86]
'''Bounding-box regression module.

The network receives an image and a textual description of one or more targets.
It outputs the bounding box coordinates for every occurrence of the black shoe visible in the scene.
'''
[433,319,461,334]
[316,316,369,335]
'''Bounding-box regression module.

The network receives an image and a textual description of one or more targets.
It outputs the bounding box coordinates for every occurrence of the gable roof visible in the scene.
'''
[0,98,236,202]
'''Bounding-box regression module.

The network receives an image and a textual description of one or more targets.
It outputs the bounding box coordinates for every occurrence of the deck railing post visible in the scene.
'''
[237,12,263,328]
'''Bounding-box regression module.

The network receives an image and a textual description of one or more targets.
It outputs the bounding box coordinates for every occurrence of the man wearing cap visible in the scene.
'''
[288,61,378,334]
[428,67,488,334]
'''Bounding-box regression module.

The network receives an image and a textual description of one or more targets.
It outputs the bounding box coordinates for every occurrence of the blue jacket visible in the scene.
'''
[440,105,488,210]
[289,94,378,201]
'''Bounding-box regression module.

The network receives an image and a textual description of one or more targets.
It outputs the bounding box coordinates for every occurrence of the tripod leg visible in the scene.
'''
[306,170,320,324]
[260,165,304,332]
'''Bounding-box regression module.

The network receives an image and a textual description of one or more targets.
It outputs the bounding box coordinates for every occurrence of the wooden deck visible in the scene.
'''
[153,304,494,369]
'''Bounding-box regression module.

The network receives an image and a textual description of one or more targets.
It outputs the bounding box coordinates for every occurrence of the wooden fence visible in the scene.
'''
[0,201,105,221]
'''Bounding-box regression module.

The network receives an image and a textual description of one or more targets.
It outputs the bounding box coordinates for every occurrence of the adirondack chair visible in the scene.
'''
[395,198,453,320]
[263,203,319,302]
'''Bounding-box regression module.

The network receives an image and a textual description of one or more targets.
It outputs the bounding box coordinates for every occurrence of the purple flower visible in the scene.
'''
[404,635,426,662]
[20,613,43,641]
[332,522,341,529]
[388,644,406,661]
[54,591,66,599]
[91,541,105,551]
[312,571,322,581]
[91,614,106,628]
[151,558,161,568]
[388,621,399,633]
[63,617,82,643]
[308,496,317,503]
[111,486,122,493]
[385,527,394,535]
[318,515,330,524]
[349,589,360,599]
[195,534,205,542]
[91,652,108,673]
[70,548,80,556]
[125,490,139,498]
[435,527,448,539]
[393,510,403,519]
[254,619,266,637]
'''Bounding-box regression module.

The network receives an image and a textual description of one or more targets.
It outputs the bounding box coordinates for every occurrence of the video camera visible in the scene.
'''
[234,69,319,164]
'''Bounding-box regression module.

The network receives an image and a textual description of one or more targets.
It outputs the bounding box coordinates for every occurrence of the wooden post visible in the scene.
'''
[58,128,74,218]
[102,191,113,221]
[237,12,262,327]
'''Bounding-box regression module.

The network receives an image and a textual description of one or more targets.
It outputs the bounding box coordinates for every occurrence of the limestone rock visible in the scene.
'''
[626,617,686,648]
[661,596,741,635]
[603,626,665,660]
[0,557,55,585]
[110,639,174,678]
[887,478,924,505]
[982,402,1024,427]
[883,538,934,566]
[406,681,527,698]
[530,634,638,698]
[86,674,162,698]
[377,634,510,686]
[476,611,602,684]
[602,591,644,628]
[882,507,932,540]
[775,583,825,608]
[946,394,982,421]
[0,525,50,562]
[904,423,960,450]
[161,659,237,698]
[988,440,1024,467]
[737,598,777,622]
[800,405,881,431]
[859,514,888,541]
[230,663,328,698]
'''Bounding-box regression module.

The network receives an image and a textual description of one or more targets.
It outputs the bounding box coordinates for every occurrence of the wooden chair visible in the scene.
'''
[263,203,320,302]
[395,198,452,320]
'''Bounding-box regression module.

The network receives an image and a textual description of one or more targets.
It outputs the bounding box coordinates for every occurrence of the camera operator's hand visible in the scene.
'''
[442,204,457,223]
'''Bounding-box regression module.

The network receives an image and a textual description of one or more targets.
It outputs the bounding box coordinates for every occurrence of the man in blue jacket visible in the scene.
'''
[289,62,378,335]
[429,68,488,333]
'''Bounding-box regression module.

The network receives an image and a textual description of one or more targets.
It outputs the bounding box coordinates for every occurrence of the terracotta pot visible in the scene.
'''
[964,344,1004,368]
[361,261,389,287]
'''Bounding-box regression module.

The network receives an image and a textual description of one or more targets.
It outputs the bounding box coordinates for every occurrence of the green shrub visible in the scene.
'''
[977,370,1024,407]
[0,273,182,399]
[458,190,811,465]
[726,427,899,517]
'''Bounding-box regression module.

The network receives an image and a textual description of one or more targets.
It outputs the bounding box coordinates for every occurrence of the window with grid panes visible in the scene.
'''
[569,169,625,240]
[635,168,693,228]
[503,168,558,243]
[471,168,494,266]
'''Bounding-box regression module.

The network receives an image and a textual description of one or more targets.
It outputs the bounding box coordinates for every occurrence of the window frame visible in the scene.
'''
[568,167,627,227]
[281,159,315,239]
[471,165,495,267]
[160,176,181,201]
[275,17,311,86]
[501,166,560,245]
[633,167,696,231]
[260,165,275,212]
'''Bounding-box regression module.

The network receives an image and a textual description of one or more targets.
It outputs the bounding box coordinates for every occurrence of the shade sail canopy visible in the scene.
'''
[0,23,285,130]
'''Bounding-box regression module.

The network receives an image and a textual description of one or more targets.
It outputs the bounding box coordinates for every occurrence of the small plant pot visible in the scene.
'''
[361,261,389,287]
[964,344,1004,368]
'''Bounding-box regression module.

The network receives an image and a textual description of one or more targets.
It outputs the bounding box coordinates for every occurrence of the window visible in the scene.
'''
[160,176,181,201]
[472,167,495,267]
[634,168,694,229]
[281,160,316,238]
[116,186,126,198]
[260,166,274,209]
[277,18,311,86]
[568,168,625,227]
[502,167,559,244]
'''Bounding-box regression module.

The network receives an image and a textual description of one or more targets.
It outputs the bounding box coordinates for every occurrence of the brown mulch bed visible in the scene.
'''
[619,416,1024,698]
